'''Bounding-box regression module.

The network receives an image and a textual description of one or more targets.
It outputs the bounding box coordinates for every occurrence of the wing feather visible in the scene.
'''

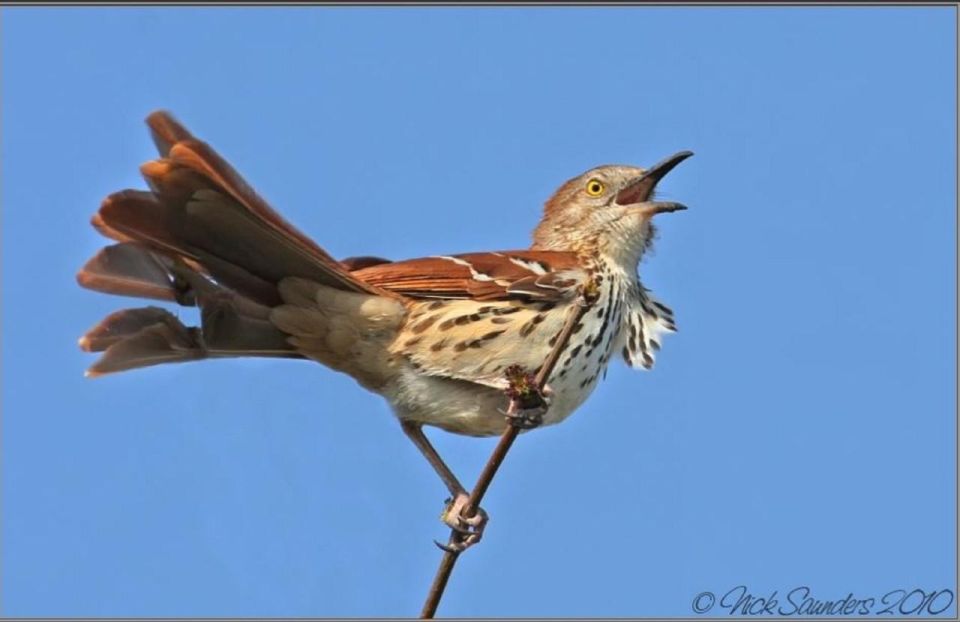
[352,250,587,302]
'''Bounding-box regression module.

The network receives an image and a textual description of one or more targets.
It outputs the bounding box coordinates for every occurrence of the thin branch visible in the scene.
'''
[420,291,594,618]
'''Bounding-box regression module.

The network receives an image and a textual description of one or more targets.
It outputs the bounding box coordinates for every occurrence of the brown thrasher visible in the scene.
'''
[77,111,691,548]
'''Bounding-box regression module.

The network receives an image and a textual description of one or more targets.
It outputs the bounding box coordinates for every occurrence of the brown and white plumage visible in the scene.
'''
[78,111,690,440]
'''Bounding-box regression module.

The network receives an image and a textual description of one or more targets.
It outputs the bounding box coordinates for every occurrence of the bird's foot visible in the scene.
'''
[435,492,488,552]
[502,364,551,429]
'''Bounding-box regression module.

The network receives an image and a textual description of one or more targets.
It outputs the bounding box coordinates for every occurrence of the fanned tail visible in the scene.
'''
[77,111,394,377]
[78,242,301,376]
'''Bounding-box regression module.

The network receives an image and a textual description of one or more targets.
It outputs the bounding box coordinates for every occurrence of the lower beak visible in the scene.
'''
[638,201,688,217]
[615,150,693,207]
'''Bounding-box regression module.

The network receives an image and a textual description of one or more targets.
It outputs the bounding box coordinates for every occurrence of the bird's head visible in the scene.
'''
[532,151,692,268]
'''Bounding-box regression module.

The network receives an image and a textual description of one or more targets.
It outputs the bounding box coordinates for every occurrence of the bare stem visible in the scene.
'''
[419,293,593,618]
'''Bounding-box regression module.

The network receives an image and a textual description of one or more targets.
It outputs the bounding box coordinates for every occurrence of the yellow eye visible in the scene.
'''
[585,179,605,196]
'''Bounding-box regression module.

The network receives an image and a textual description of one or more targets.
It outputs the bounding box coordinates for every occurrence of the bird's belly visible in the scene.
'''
[384,278,627,437]
[384,360,604,437]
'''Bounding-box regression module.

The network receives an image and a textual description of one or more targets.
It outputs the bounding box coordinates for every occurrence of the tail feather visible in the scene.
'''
[78,110,397,377]
[79,307,204,377]
[144,112,373,295]
[146,109,193,156]
[80,307,191,353]
[78,243,190,303]
[80,305,301,378]
[79,258,305,377]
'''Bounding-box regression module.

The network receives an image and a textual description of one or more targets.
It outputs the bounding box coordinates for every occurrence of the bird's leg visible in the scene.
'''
[400,421,488,549]
[400,420,467,497]
[501,364,551,429]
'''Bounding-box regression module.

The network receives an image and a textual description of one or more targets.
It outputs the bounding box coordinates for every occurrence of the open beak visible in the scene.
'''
[615,150,693,215]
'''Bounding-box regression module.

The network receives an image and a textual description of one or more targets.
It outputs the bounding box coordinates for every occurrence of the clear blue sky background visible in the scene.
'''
[2,6,956,618]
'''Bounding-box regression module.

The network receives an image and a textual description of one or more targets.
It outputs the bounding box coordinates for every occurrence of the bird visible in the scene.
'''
[77,111,691,548]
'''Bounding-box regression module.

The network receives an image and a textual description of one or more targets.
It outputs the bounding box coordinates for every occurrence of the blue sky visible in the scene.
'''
[2,6,956,618]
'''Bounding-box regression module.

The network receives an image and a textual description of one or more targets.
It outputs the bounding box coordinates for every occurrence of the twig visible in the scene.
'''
[420,291,593,618]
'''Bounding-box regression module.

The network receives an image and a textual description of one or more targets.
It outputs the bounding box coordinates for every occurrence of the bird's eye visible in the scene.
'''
[585,179,605,196]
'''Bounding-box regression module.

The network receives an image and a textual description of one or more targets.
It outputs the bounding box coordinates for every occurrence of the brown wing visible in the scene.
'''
[352,250,587,301]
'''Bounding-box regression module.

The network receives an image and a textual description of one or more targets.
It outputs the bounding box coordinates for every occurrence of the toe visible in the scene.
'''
[462,508,488,528]
[440,494,487,533]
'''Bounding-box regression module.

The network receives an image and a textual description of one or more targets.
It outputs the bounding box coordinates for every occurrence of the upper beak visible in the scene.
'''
[615,150,693,214]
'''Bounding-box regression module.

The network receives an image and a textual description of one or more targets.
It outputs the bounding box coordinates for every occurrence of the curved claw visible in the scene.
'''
[439,493,488,551]
[436,536,476,553]
[434,532,480,553]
